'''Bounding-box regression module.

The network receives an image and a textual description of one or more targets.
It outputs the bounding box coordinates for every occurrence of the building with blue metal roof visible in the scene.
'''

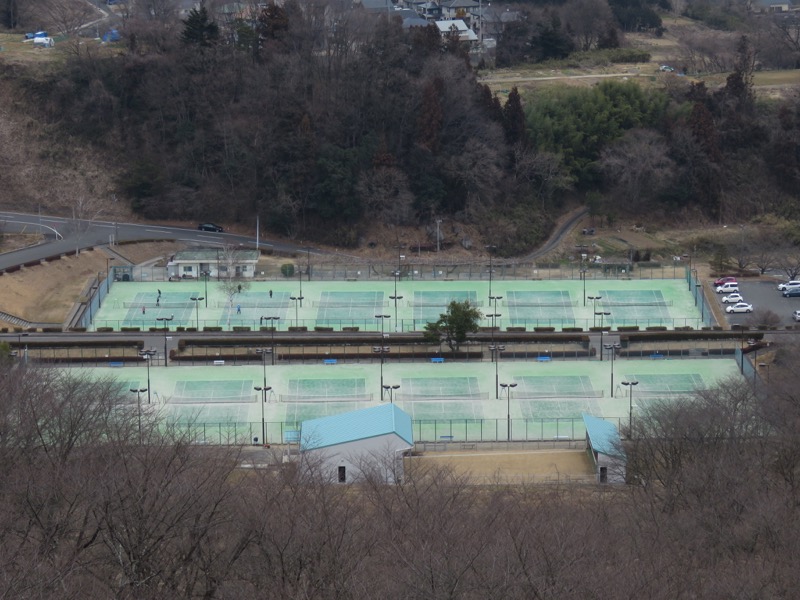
[582,413,626,484]
[300,404,414,484]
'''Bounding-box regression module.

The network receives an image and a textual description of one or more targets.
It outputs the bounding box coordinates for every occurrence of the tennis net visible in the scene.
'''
[629,388,697,397]
[123,301,194,309]
[169,394,257,404]
[214,300,290,308]
[408,300,485,308]
[515,390,605,399]
[505,300,578,307]
[279,394,374,403]
[600,300,673,307]
[395,391,491,402]
[312,301,390,308]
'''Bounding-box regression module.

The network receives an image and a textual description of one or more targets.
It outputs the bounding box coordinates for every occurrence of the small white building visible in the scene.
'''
[300,404,414,484]
[583,413,626,484]
[166,248,259,280]
[434,19,478,42]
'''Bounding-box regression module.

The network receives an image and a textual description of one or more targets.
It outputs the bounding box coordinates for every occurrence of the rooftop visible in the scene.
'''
[301,403,414,451]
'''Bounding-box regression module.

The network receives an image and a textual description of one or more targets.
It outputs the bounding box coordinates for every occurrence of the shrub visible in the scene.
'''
[281,264,295,277]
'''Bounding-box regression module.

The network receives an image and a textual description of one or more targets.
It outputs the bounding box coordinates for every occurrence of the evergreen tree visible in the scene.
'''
[503,87,528,147]
[181,6,219,48]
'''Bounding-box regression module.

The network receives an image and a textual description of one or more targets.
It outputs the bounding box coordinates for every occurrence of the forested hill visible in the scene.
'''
[10,4,800,253]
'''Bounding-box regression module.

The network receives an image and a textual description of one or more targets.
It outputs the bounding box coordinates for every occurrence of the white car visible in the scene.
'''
[777,281,800,291]
[715,282,739,294]
[793,310,800,322]
[722,293,744,304]
[726,302,753,314]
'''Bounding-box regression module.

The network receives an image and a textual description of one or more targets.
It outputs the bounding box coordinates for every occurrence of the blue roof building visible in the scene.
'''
[300,404,414,484]
[582,414,626,484]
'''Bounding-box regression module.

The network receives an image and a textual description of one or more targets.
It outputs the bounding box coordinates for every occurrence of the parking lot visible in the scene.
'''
[716,279,800,327]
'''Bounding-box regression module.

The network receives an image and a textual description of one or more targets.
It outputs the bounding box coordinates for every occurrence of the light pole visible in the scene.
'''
[486,245,496,299]
[106,257,115,293]
[489,344,505,399]
[16,332,28,364]
[290,296,304,327]
[500,382,517,441]
[588,295,602,326]
[382,384,400,403]
[190,296,204,329]
[698,283,705,323]
[130,387,147,443]
[436,219,442,252]
[297,265,303,307]
[390,269,403,332]
[580,268,587,306]
[260,316,279,365]
[622,379,639,436]
[156,315,173,367]
[306,247,311,281]
[139,349,156,405]
[374,314,390,398]
[201,270,211,307]
[603,342,621,396]
[595,311,610,360]
[758,362,771,384]
[253,385,272,445]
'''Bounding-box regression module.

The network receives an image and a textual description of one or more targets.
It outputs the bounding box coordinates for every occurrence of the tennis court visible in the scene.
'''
[87,356,742,442]
[94,277,703,331]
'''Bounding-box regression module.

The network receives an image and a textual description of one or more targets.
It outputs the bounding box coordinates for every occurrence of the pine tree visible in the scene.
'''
[181,6,219,48]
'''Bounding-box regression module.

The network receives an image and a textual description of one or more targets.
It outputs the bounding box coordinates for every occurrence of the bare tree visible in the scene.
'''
[41,0,97,36]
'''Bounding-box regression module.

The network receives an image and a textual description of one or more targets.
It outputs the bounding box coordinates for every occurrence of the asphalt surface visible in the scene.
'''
[714,278,800,328]
[0,211,322,271]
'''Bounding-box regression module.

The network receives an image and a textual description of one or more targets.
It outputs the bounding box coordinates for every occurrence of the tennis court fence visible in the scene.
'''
[600,300,674,307]
[279,394,374,403]
[170,394,257,404]
[504,300,579,308]
[312,301,391,308]
[123,301,195,309]
[395,391,492,402]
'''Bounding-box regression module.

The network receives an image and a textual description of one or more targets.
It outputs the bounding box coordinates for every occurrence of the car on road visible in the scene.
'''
[716,282,739,294]
[777,280,800,291]
[198,223,224,233]
[659,65,675,72]
[783,288,800,298]
[726,302,753,314]
[722,293,744,304]
[794,310,800,322]
[714,276,737,287]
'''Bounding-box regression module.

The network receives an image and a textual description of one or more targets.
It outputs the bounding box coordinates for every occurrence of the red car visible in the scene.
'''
[713,276,737,287]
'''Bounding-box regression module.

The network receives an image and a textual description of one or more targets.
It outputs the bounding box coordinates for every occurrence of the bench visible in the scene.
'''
[213,360,225,366]
[108,362,124,368]
[425,442,447,451]
[440,435,454,441]
[537,356,552,362]
[650,354,665,360]
[461,442,477,450]
[431,357,444,364]
[323,359,337,365]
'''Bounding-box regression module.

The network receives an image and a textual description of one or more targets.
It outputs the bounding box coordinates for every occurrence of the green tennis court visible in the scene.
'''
[397,376,487,400]
[412,290,480,321]
[315,291,387,324]
[172,380,256,403]
[283,377,369,401]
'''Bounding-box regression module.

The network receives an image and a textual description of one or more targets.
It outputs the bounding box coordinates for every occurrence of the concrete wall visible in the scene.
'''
[304,434,411,484]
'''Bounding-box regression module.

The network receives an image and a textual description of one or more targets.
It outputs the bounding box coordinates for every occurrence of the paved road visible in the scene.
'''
[0,211,322,271]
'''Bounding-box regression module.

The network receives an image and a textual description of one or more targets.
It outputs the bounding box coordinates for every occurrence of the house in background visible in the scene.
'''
[434,19,478,42]
[582,413,626,484]
[300,403,414,484]
[166,248,259,280]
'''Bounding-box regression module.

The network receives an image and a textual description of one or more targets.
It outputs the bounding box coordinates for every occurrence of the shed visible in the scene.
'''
[166,248,259,280]
[434,19,478,42]
[582,413,626,484]
[300,404,414,484]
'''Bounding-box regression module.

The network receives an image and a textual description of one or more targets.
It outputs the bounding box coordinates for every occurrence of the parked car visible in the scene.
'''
[198,223,224,233]
[726,302,753,314]
[716,282,739,294]
[783,288,800,298]
[777,280,800,291]
[793,310,800,322]
[581,228,595,235]
[714,276,737,287]
[722,293,744,304]
[659,65,675,72]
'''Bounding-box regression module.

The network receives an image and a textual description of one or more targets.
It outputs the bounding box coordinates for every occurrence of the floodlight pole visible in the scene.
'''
[390,269,403,332]
[588,295,602,326]
[500,382,517,441]
[130,387,147,443]
[190,296,204,330]
[622,379,639,436]
[595,311,610,360]
[253,384,272,445]
[374,314,390,399]
[261,316,279,365]
[486,245,496,300]
[106,257,115,293]
[489,344,504,399]
[603,342,621,396]
[382,384,400,403]
[201,271,211,307]
[139,349,156,405]
[156,315,173,367]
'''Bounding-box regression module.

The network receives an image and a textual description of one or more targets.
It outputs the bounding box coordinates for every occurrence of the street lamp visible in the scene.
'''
[139,349,156,405]
[16,332,28,364]
[390,269,403,332]
[290,296,304,327]
[382,384,400,403]
[622,379,639,436]
[156,315,173,367]
[374,314,391,398]
[130,387,147,443]
[297,265,303,307]
[190,296,204,329]
[489,344,505,399]
[200,270,211,307]
[603,342,621,396]
[106,257,115,293]
[253,385,272,445]
[588,295,602,326]
[595,311,611,360]
[260,316,280,365]
[500,382,517,441]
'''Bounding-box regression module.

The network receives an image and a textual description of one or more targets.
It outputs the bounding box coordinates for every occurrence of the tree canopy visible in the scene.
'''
[424,300,483,352]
